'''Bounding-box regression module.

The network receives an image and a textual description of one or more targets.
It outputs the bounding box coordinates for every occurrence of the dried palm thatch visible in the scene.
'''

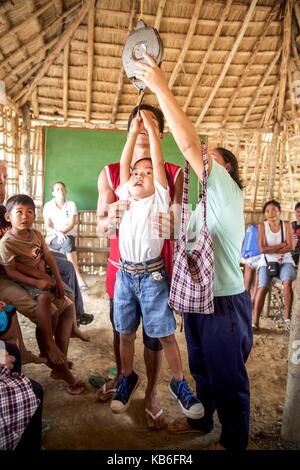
[0,0,298,130]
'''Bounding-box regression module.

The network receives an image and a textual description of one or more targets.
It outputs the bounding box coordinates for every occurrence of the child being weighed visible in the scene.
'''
[111,110,204,420]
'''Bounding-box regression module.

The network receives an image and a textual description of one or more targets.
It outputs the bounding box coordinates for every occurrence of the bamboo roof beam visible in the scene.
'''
[10,63,43,101]
[260,82,279,128]
[292,21,300,71]
[54,0,63,14]
[267,122,280,200]
[221,1,280,127]
[195,0,258,128]
[168,0,203,90]
[183,0,233,113]
[63,42,69,122]
[277,0,293,123]
[288,58,298,119]
[153,0,167,30]
[0,3,80,74]
[3,95,20,115]
[0,12,10,31]
[31,88,39,119]
[18,0,94,108]
[0,0,55,41]
[294,1,300,29]
[242,47,282,126]
[110,0,137,125]
[86,1,95,122]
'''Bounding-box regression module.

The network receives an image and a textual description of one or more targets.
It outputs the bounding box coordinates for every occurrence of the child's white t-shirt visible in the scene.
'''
[116,179,170,263]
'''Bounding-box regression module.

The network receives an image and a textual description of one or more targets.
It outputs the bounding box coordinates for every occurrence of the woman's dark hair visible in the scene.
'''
[6,194,35,213]
[127,104,164,133]
[262,199,281,214]
[215,147,244,190]
[295,202,300,211]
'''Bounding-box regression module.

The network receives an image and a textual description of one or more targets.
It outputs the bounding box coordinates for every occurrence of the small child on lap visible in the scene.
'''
[0,195,84,394]
[111,110,203,419]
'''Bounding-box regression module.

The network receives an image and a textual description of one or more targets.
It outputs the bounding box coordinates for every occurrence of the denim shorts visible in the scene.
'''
[258,263,297,288]
[109,299,163,351]
[113,262,176,338]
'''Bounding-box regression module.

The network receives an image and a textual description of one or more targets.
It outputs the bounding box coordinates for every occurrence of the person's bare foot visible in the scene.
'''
[50,365,85,394]
[46,342,66,364]
[21,349,47,365]
[203,442,225,450]
[145,390,166,430]
[71,325,90,342]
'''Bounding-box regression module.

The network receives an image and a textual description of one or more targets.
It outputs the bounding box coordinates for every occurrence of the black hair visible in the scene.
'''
[262,199,281,214]
[295,202,300,211]
[6,194,35,213]
[52,181,66,191]
[215,147,244,190]
[131,157,152,169]
[127,104,164,134]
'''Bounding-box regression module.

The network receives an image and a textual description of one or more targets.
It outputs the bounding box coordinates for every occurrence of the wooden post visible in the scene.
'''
[21,103,32,196]
[266,122,280,200]
[281,265,300,443]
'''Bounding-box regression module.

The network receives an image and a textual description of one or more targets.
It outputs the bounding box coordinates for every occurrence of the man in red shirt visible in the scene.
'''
[97,104,182,429]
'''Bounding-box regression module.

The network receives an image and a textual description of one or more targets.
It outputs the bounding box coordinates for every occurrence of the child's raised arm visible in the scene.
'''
[119,115,141,187]
[140,110,167,189]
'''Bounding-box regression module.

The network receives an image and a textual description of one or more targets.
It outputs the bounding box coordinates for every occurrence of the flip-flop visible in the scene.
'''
[145,408,166,430]
[79,284,89,291]
[95,382,117,402]
[88,373,106,388]
[167,417,207,434]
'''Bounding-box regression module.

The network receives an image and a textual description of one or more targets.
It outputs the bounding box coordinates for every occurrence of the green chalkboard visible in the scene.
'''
[44,128,199,210]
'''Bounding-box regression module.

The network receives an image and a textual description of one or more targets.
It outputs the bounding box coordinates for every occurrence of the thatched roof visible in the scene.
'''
[0,0,299,131]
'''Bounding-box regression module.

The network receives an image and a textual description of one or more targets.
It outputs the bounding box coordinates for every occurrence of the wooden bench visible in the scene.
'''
[34,209,110,274]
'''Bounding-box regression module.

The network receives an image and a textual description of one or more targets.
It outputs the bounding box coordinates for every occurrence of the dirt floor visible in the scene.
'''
[19,274,299,450]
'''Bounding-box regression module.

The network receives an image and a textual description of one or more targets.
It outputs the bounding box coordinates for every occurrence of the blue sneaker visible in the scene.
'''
[169,377,204,419]
[111,371,140,413]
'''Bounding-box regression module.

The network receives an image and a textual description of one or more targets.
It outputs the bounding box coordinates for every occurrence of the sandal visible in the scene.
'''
[67,378,85,395]
[167,417,208,434]
[79,283,89,291]
[95,382,117,402]
[77,313,94,325]
[88,373,106,388]
[145,408,166,430]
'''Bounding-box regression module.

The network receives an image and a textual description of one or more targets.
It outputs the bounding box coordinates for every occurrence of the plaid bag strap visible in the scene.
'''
[201,143,209,224]
[179,143,209,242]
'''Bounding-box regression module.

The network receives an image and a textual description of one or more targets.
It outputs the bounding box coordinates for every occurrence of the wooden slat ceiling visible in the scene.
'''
[0,0,300,131]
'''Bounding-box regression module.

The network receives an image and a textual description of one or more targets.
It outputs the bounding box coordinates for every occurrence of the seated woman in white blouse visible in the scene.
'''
[43,181,88,290]
[252,199,296,330]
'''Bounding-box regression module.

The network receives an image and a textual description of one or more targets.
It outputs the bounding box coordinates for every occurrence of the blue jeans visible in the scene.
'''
[258,263,296,288]
[114,260,176,338]
[184,290,252,450]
